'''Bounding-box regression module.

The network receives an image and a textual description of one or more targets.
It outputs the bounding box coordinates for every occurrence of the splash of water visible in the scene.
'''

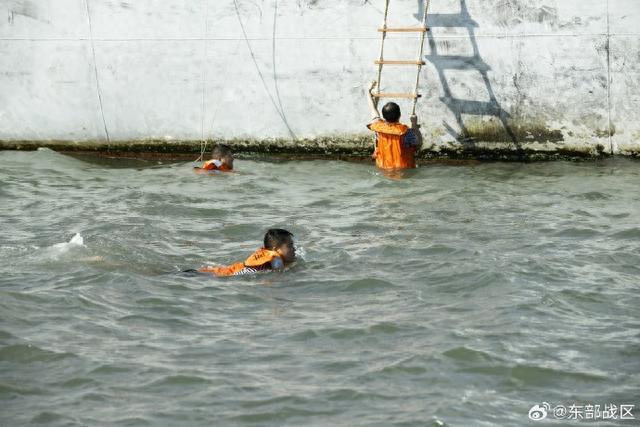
[51,233,84,251]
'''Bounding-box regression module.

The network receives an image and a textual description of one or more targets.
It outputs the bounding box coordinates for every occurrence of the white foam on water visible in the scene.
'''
[45,233,86,259]
[43,234,106,263]
[52,233,84,250]
[295,245,306,261]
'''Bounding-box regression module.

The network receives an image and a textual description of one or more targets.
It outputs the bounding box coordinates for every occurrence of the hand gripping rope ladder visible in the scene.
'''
[374,0,431,116]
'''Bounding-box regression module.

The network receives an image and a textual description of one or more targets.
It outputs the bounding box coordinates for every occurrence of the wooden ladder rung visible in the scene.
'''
[375,60,426,65]
[378,27,429,33]
[373,92,422,99]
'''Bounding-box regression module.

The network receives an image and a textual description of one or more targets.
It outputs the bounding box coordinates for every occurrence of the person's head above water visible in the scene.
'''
[381,102,401,123]
[264,228,295,263]
[211,144,234,169]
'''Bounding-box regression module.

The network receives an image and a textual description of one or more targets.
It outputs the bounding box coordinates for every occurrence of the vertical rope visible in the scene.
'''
[411,0,430,115]
[197,139,207,163]
[605,0,613,154]
[84,0,110,143]
[197,0,209,163]
[376,0,391,96]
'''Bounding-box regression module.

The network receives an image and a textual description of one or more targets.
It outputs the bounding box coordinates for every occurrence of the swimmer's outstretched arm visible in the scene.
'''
[367,80,380,121]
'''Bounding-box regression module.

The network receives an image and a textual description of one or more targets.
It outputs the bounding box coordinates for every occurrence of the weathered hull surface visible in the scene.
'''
[1,0,639,159]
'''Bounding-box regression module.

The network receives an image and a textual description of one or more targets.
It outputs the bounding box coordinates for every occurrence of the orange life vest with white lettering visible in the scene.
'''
[202,159,232,171]
[198,248,282,277]
[368,120,416,170]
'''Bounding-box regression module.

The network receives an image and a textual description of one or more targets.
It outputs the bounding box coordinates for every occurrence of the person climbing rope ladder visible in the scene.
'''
[366,81,422,170]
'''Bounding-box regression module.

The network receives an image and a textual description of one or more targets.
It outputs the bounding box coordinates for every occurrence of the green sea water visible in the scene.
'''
[1,148,639,426]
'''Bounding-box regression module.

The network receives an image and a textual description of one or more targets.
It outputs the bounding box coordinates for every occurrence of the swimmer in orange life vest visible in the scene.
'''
[194,144,234,173]
[366,80,423,170]
[198,229,295,277]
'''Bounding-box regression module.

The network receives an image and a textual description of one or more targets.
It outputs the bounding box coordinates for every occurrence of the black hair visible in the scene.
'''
[212,144,233,159]
[382,102,401,122]
[264,229,294,249]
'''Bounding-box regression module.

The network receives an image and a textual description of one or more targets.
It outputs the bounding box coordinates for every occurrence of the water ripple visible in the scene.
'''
[1,151,639,425]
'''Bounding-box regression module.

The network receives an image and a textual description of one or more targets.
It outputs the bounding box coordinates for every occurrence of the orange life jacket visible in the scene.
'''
[201,159,232,171]
[198,248,282,277]
[368,120,416,170]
